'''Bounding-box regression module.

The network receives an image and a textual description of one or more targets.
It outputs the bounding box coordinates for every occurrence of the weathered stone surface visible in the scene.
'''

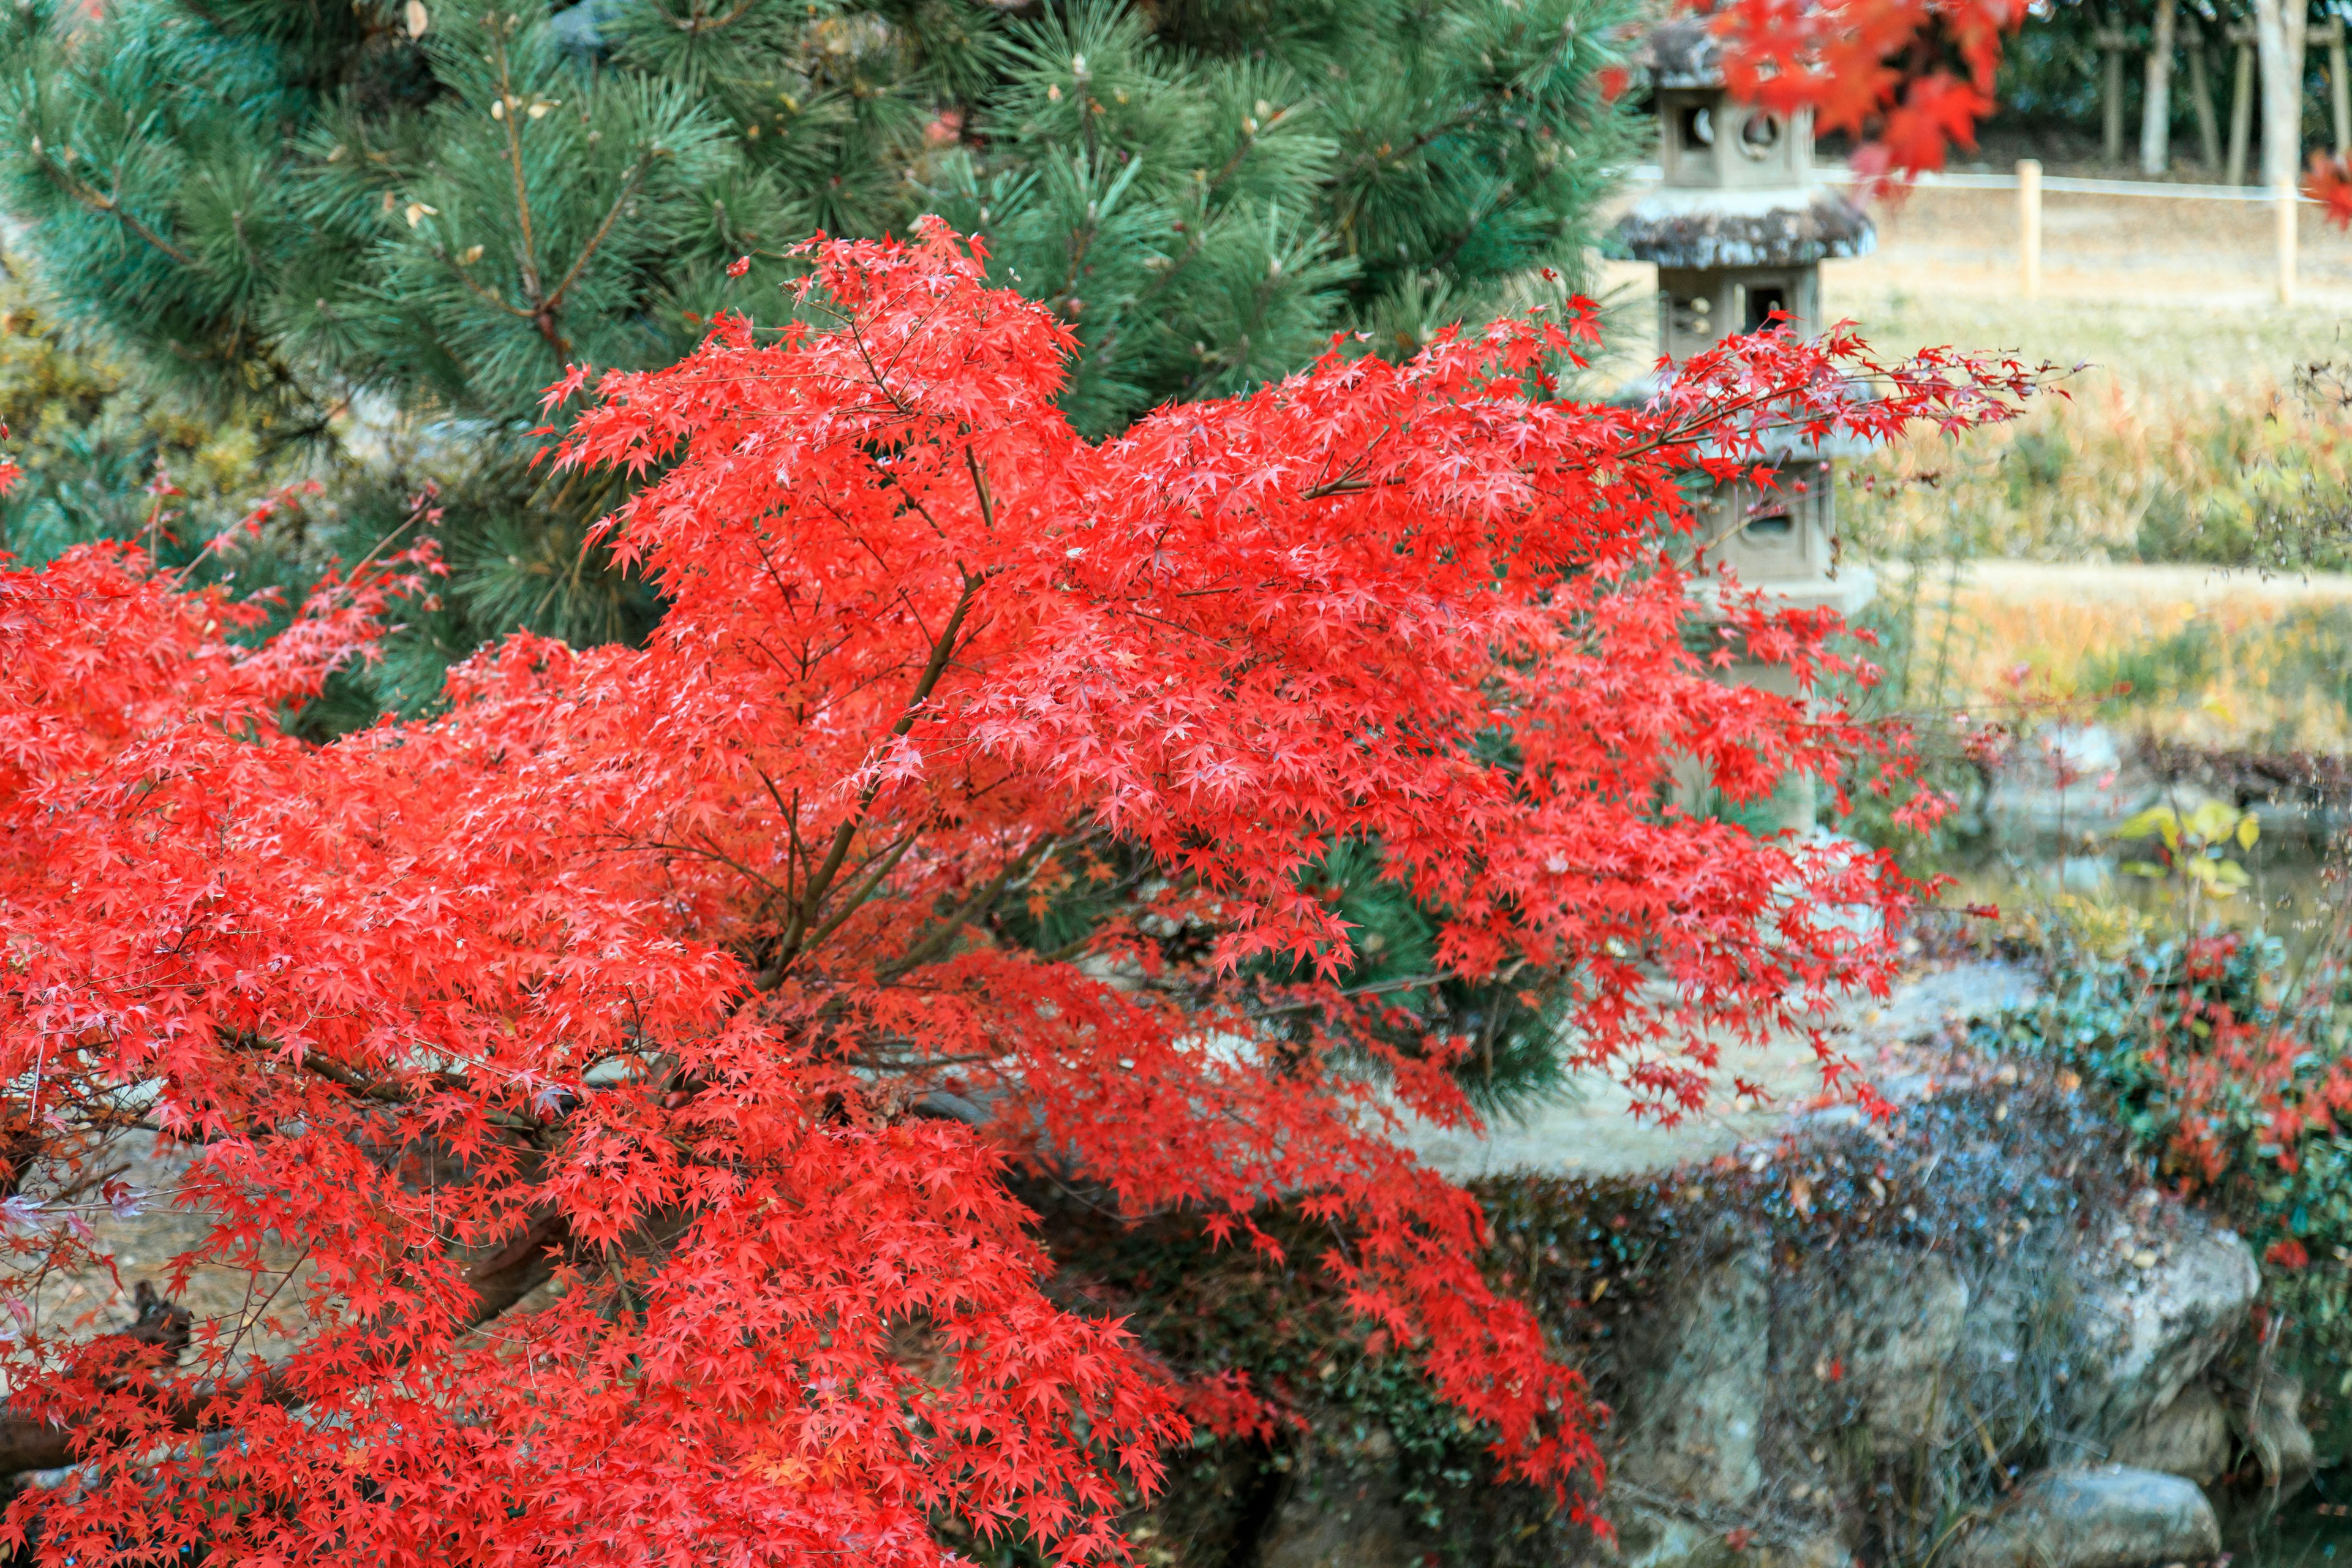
[1256,1435,1415,1568]
[2104,1379,2230,1485]
[1951,1466,2220,1568]
[1605,1507,1850,1568]
[1776,1246,1969,1448]
[2064,1212,2259,1440]
[1615,1250,1771,1506]
[1607,190,1878,269]
[1635,18,1724,88]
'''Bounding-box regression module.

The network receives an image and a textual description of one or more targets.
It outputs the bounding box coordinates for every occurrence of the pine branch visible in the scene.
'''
[29,148,194,267]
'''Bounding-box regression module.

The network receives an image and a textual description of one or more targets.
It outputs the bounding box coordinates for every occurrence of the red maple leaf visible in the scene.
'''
[2309,151,2352,228]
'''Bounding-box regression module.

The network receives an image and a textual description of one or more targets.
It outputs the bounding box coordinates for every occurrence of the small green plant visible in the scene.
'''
[2113,799,2261,899]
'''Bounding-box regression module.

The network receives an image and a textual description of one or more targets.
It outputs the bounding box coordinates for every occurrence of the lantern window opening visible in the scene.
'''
[1740,279,1790,334]
[1736,111,1783,159]
[1678,104,1715,151]
[1741,483,1796,541]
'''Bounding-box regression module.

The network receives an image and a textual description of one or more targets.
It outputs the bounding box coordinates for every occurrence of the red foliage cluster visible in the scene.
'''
[2307,150,2352,226]
[0,227,2037,1564]
[2145,935,2352,1188]
[1703,0,2030,175]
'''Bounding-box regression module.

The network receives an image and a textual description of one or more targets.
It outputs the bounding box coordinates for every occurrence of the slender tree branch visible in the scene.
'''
[0,1213,570,1477]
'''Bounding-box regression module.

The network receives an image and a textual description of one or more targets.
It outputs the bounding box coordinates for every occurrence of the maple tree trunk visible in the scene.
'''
[2143,0,2178,174]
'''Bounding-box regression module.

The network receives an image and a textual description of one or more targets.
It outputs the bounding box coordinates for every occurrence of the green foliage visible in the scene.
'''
[0,0,1639,704]
[1034,1194,1496,1547]
[992,834,1585,1121]
[2112,797,2260,899]
[1287,837,1585,1123]
[0,262,295,569]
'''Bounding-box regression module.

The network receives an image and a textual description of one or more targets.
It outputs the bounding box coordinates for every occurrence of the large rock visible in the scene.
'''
[1614,1250,1771,1506]
[1776,1247,1969,1448]
[2238,1371,2317,1501]
[2064,1211,2259,1441]
[2104,1379,2230,1485]
[1605,1506,1849,1568]
[1951,1466,2221,1568]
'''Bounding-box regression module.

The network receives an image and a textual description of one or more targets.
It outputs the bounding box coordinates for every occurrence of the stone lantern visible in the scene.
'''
[1608,23,1880,829]
[1609,19,1877,620]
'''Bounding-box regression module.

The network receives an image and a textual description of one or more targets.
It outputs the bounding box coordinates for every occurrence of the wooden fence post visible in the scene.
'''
[2018,159,2043,300]
[2278,188,2299,305]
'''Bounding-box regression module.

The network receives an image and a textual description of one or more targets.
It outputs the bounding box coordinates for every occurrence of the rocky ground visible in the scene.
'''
[1256,956,2303,1568]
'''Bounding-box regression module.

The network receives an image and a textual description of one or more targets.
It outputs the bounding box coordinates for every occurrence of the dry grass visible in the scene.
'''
[1888,582,2352,751]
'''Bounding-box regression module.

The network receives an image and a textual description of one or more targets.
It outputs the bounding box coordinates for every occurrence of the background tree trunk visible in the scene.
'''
[2230,26,2256,183]
[2101,23,2130,163]
[2184,19,2223,167]
[2143,0,2179,173]
[2255,0,2308,190]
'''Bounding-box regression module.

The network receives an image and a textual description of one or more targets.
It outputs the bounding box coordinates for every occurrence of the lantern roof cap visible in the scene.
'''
[1607,184,1876,267]
[1638,18,1729,91]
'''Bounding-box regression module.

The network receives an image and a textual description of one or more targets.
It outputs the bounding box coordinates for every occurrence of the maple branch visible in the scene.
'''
[298,1049,413,1106]
[875,834,1058,984]
[0,1212,569,1477]
[287,1048,537,1132]
[795,828,925,959]
[766,570,984,979]
[1298,450,1380,501]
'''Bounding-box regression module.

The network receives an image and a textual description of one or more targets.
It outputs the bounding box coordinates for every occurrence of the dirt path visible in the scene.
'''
[1910,560,2352,605]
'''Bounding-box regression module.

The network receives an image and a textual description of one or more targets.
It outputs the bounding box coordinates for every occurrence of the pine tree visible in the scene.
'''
[0,0,1640,701]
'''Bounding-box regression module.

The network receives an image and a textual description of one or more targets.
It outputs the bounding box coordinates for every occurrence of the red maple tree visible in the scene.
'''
[0,226,2037,1564]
